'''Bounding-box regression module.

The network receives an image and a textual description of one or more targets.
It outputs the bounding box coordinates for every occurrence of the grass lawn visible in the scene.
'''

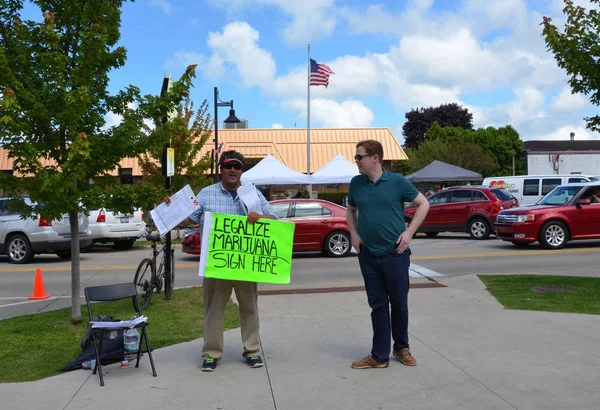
[478,275,600,315]
[0,287,240,383]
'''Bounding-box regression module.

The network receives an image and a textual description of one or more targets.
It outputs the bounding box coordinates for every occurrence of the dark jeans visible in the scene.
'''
[358,247,411,363]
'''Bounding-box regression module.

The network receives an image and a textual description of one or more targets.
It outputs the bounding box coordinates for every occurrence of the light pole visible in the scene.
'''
[214,87,241,182]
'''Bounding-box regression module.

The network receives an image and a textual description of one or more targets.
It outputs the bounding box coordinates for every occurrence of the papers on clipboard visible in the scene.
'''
[90,316,148,329]
[150,184,200,236]
[238,184,262,215]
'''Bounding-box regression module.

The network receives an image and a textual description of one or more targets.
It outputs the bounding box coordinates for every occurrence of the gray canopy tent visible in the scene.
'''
[405,160,482,183]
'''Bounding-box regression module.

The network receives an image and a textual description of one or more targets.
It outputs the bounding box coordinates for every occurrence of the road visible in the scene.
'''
[1,234,599,319]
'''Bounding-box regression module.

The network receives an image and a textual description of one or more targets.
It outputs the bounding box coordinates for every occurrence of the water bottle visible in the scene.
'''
[123,328,140,364]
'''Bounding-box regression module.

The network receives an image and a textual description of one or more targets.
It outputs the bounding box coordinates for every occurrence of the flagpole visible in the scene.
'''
[307,44,312,197]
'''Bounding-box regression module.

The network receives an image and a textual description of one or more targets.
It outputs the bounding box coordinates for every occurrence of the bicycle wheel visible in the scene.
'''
[134,258,155,311]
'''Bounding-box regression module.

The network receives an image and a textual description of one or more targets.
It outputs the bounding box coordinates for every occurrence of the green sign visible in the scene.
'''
[199,212,295,284]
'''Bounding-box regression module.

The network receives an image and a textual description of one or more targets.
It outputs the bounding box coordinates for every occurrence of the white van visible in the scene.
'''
[482,174,599,206]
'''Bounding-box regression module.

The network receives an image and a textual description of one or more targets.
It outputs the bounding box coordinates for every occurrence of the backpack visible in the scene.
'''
[80,315,119,351]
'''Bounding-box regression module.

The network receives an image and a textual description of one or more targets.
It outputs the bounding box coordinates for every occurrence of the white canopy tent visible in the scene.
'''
[241,154,311,185]
[310,154,359,184]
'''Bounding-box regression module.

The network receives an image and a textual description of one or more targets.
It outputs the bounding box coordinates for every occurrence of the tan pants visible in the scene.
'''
[202,277,260,360]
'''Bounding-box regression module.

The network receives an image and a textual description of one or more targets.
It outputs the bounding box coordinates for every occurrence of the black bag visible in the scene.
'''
[80,315,119,351]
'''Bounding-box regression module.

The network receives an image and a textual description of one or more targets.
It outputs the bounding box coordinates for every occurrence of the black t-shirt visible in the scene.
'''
[227,189,238,201]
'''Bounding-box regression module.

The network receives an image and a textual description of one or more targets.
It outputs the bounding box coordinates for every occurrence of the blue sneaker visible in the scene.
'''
[201,356,217,372]
[245,354,264,368]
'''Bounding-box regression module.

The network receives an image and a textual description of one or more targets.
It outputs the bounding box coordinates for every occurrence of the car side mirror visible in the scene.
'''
[577,198,591,207]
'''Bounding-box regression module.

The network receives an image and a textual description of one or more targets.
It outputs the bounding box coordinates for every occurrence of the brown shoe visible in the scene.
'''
[393,348,417,366]
[351,355,389,369]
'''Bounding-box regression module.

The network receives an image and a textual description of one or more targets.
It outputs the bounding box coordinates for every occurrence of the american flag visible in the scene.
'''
[310,58,334,88]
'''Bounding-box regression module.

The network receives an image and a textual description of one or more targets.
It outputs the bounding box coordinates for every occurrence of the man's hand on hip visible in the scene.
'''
[396,230,413,254]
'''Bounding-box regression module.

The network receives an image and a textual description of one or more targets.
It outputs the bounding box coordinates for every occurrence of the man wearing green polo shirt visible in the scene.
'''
[346,140,430,369]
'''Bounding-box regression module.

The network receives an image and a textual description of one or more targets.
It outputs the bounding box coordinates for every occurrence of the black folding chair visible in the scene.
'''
[84,283,157,386]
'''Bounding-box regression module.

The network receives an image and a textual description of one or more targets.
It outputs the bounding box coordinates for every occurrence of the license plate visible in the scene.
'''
[120,217,129,223]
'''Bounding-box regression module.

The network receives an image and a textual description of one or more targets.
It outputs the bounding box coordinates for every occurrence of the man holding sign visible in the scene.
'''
[179,150,278,372]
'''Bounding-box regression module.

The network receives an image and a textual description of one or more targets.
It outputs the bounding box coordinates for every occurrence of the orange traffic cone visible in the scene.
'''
[28,268,51,300]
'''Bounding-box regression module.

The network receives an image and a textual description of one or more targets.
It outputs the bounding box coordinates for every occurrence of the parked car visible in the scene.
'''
[482,174,599,206]
[181,199,352,258]
[87,208,146,250]
[0,196,93,263]
[405,186,519,240]
[494,182,600,249]
[181,224,201,255]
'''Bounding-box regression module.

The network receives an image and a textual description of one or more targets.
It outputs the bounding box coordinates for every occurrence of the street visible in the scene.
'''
[1,234,599,319]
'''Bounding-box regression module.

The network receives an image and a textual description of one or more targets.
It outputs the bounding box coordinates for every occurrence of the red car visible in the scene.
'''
[405,186,518,239]
[181,225,201,255]
[495,182,600,249]
[181,199,352,257]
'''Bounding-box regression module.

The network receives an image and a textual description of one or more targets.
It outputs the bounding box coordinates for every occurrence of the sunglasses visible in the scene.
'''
[354,154,374,161]
[221,162,243,170]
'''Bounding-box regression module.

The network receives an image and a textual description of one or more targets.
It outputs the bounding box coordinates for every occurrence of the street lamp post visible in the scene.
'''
[213,87,241,182]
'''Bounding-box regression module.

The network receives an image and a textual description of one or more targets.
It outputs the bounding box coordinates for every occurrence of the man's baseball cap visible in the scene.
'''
[220,150,245,166]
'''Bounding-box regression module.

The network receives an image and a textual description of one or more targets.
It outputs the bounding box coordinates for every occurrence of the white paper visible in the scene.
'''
[90,316,148,329]
[150,184,200,236]
[238,184,262,215]
[198,211,213,277]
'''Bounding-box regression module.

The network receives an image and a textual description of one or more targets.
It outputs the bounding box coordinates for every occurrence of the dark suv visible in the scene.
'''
[405,186,518,239]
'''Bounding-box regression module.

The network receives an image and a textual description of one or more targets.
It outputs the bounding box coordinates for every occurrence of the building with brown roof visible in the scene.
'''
[1,127,407,197]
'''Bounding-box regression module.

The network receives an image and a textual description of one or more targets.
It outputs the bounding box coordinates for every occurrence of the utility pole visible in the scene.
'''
[160,74,173,300]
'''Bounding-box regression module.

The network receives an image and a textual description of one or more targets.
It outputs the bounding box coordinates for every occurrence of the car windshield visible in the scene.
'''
[537,185,583,206]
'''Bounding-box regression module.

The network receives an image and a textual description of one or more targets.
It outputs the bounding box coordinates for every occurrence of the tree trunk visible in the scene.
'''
[70,211,82,324]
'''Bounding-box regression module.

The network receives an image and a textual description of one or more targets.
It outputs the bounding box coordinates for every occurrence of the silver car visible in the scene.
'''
[87,207,146,250]
[0,197,93,263]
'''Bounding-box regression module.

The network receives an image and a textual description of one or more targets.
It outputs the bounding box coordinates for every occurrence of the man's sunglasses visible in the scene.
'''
[354,154,374,161]
[221,162,243,170]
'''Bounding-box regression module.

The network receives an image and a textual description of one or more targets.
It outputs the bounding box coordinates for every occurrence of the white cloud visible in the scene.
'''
[271,123,284,128]
[207,0,336,46]
[165,51,204,70]
[551,87,590,113]
[205,22,276,88]
[104,112,122,128]
[532,125,598,141]
[149,0,173,15]
[198,2,600,140]
[284,98,374,128]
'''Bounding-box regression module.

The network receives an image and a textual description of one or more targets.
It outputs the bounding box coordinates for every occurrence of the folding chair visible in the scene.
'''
[84,283,157,386]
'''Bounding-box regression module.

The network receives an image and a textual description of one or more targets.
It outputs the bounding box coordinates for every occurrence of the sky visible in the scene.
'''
[27,0,600,143]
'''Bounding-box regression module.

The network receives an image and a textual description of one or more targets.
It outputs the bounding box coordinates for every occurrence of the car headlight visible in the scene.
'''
[516,214,535,223]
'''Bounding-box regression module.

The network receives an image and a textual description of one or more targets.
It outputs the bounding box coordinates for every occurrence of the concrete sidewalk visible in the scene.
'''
[2,274,600,410]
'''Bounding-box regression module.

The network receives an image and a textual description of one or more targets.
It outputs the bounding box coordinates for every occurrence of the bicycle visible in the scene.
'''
[134,232,175,311]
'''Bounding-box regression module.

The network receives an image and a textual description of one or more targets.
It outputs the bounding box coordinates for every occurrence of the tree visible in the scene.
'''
[0,1,195,323]
[426,122,525,176]
[402,103,473,149]
[542,1,600,131]
[392,138,497,177]
[138,98,213,193]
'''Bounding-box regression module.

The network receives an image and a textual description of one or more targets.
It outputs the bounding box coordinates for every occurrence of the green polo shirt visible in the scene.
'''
[347,170,419,256]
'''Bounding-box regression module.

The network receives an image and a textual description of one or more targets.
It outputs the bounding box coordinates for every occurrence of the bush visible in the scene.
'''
[318,192,348,205]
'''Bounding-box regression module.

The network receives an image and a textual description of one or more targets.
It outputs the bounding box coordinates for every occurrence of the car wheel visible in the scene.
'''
[113,239,135,251]
[425,232,439,238]
[7,234,34,264]
[539,221,569,250]
[511,241,530,248]
[56,250,71,259]
[323,231,351,257]
[468,218,491,240]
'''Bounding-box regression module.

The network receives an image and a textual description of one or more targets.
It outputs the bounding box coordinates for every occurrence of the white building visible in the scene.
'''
[525,140,600,176]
